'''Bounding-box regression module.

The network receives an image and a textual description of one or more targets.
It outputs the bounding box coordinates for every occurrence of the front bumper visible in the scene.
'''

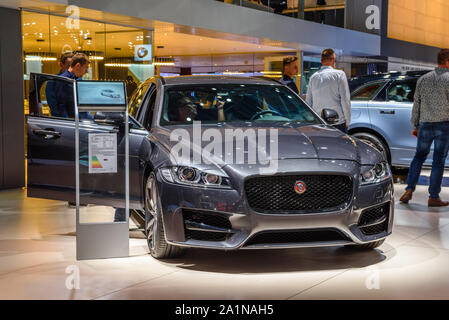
[157,162,394,250]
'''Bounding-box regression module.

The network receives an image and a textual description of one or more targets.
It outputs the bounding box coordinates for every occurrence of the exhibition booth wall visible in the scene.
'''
[0,7,24,190]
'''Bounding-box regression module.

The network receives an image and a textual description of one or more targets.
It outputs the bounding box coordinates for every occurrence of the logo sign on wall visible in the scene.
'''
[134,44,152,62]
[365,5,380,31]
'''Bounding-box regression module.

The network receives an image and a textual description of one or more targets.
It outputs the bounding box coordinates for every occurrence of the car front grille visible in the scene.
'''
[182,209,232,242]
[358,202,390,236]
[244,229,350,246]
[244,175,353,213]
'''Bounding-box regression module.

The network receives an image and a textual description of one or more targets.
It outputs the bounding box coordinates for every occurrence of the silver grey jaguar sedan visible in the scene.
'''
[27,74,394,259]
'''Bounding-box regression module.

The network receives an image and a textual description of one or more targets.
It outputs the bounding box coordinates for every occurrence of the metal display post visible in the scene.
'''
[74,80,129,260]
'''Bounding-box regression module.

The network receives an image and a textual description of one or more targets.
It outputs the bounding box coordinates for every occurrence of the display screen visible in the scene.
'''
[76,81,126,106]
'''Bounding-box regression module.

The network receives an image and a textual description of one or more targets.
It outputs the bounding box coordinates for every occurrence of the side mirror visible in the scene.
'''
[321,109,339,125]
[94,112,125,127]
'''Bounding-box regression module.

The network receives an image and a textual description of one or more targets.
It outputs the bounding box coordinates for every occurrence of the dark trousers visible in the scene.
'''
[406,122,449,199]
[334,122,347,134]
[114,208,127,222]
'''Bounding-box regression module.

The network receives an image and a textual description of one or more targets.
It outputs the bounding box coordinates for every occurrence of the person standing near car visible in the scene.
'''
[54,53,91,119]
[305,48,351,133]
[56,52,73,76]
[46,52,73,115]
[400,49,449,207]
[279,56,299,94]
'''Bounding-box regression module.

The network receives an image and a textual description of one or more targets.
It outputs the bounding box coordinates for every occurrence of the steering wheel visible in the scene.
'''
[250,109,282,120]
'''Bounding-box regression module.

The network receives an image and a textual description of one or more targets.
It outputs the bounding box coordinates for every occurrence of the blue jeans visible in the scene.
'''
[406,122,449,199]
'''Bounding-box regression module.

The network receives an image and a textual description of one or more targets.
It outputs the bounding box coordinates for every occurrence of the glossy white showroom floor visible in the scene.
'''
[2,179,449,300]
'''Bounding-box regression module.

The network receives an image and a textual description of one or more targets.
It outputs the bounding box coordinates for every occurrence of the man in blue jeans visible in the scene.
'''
[400,49,449,206]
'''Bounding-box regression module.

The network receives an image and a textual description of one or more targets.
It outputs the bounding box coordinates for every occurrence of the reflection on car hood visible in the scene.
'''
[154,123,380,167]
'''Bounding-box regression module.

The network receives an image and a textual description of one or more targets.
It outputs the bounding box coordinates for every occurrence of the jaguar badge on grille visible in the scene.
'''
[294,181,307,194]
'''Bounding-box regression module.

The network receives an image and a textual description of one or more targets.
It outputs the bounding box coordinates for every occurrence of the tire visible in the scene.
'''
[350,239,385,250]
[145,172,186,259]
[352,132,390,163]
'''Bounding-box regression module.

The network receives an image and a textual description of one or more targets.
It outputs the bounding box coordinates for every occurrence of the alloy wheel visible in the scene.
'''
[145,175,158,251]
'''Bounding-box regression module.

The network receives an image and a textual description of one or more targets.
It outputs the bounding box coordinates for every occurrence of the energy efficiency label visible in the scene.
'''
[88,133,118,174]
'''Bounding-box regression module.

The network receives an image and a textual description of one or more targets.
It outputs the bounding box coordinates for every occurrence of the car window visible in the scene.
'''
[351,81,386,101]
[160,84,321,125]
[128,82,149,118]
[142,88,157,129]
[387,79,417,103]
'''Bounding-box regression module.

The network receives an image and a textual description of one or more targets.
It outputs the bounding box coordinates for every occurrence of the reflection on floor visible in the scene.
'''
[2,180,449,300]
[393,168,449,187]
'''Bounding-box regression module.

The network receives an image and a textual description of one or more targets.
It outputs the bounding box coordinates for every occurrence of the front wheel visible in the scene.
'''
[145,172,186,259]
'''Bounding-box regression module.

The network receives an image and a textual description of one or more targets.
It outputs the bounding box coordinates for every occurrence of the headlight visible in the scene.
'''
[360,162,391,185]
[159,166,231,188]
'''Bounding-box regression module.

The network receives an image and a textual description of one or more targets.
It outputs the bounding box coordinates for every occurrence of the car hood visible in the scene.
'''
[153,123,380,168]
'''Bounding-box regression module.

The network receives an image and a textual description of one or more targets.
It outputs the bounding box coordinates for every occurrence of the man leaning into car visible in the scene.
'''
[46,52,73,115]
[400,49,449,207]
[54,53,92,119]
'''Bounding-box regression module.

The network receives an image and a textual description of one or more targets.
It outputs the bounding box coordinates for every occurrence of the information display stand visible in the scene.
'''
[74,80,129,260]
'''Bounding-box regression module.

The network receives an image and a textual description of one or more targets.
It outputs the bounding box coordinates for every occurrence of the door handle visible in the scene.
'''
[380,110,395,115]
[33,129,62,140]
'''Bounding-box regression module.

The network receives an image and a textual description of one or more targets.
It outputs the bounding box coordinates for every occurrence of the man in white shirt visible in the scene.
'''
[306,48,351,133]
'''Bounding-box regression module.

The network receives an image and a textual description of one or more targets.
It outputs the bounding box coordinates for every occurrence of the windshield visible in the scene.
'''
[160,84,321,125]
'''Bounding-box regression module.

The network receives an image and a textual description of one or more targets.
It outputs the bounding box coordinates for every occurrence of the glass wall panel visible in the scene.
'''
[103,25,154,97]
[49,15,106,80]
[22,11,153,105]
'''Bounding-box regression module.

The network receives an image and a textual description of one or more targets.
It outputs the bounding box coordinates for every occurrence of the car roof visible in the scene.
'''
[348,70,431,92]
[349,70,430,83]
[161,75,281,86]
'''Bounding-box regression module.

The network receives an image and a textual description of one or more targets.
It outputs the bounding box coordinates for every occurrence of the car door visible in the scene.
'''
[366,78,434,167]
[27,73,149,208]
[349,80,388,129]
[27,73,78,201]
